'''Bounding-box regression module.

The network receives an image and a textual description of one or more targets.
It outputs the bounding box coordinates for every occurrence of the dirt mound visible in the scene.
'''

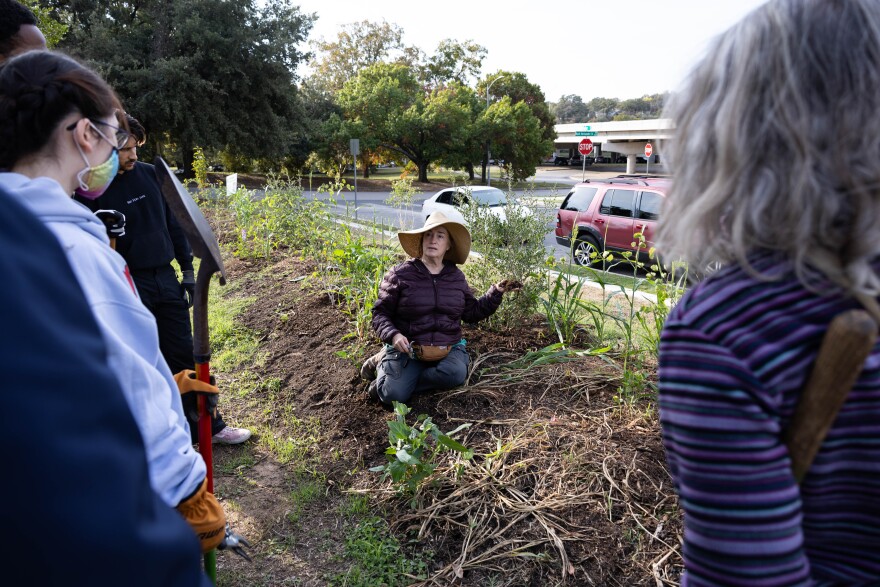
[209,245,682,585]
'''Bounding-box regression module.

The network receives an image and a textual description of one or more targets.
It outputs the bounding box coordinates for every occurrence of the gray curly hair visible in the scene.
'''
[658,0,880,296]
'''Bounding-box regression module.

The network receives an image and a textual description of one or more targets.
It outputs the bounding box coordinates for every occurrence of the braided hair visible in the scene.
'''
[0,51,123,169]
[0,0,37,59]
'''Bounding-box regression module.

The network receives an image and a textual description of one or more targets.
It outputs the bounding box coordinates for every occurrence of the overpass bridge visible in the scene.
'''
[554,119,674,174]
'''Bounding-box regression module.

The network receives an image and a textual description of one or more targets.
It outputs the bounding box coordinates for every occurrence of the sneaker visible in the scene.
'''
[360,349,386,382]
[212,426,252,445]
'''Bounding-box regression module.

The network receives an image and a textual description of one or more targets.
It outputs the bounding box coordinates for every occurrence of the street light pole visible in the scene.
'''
[486,74,507,186]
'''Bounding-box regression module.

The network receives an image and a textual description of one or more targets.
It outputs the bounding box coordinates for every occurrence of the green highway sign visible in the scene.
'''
[575,131,597,136]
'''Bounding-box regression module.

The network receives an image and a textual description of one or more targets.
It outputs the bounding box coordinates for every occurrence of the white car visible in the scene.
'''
[420,186,531,225]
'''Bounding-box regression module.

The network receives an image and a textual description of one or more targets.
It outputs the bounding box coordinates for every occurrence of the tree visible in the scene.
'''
[433,85,483,181]
[615,93,668,120]
[483,97,553,182]
[338,63,476,183]
[23,0,66,47]
[308,20,414,93]
[552,94,589,123]
[50,0,314,174]
[477,71,555,183]
[420,39,486,88]
[584,97,620,122]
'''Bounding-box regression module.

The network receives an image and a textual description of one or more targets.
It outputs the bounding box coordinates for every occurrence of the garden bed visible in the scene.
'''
[205,239,683,585]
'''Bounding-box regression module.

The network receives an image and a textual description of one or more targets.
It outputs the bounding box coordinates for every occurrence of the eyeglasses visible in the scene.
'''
[91,120,131,149]
[66,119,131,150]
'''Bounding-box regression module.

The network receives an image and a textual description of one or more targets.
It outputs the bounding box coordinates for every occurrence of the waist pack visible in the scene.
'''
[411,344,450,362]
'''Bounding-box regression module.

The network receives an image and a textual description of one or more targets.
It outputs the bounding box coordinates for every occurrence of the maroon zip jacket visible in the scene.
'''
[371,258,503,347]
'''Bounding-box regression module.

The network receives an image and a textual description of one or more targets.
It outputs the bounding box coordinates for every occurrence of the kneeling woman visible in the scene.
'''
[364,210,519,404]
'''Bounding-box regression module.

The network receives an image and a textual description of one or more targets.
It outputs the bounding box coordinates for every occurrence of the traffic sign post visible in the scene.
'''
[578,139,594,181]
[644,143,653,174]
[350,139,359,218]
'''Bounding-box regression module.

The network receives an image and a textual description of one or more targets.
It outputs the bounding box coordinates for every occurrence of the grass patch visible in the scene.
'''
[214,451,257,475]
[287,478,327,525]
[208,275,260,370]
[338,494,371,518]
[328,517,429,587]
[254,410,322,472]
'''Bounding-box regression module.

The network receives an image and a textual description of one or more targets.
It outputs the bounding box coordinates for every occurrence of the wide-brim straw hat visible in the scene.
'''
[398,210,472,265]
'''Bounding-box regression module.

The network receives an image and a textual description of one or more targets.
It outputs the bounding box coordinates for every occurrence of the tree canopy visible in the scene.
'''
[36,5,668,181]
[46,0,314,170]
[550,93,669,123]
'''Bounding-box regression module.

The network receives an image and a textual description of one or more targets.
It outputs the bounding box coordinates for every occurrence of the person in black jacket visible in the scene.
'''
[0,184,212,586]
[77,113,250,445]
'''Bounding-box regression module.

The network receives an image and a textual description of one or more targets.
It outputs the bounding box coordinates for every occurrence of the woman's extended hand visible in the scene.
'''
[496,279,523,294]
[392,333,411,354]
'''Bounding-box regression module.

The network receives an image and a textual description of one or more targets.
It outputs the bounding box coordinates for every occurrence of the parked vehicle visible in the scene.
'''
[568,154,593,167]
[421,186,532,225]
[593,156,610,164]
[552,147,572,166]
[554,175,670,266]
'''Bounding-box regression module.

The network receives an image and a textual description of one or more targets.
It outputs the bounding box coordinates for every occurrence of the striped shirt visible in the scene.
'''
[659,254,880,586]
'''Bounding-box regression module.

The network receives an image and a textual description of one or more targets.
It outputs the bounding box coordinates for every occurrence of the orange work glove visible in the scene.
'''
[173,369,219,418]
[173,369,218,394]
[176,479,226,553]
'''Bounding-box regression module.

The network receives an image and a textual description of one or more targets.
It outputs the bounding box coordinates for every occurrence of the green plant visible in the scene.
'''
[542,268,592,347]
[330,516,429,587]
[370,402,473,495]
[338,494,371,517]
[192,146,209,188]
[460,186,553,328]
[286,478,326,525]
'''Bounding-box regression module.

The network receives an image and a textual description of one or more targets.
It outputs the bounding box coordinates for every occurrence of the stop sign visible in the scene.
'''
[578,138,594,156]
[644,143,653,158]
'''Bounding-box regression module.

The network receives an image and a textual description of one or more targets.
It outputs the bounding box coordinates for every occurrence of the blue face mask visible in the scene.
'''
[74,146,119,199]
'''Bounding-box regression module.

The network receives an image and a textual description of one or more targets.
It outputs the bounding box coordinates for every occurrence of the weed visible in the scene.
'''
[370,402,473,496]
[338,494,371,518]
[192,146,209,188]
[329,516,429,587]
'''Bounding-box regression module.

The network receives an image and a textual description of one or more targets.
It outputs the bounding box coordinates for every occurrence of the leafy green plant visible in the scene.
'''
[192,146,209,188]
[460,186,552,328]
[370,402,473,495]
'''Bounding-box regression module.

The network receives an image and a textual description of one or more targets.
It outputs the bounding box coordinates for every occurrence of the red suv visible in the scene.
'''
[554,176,670,266]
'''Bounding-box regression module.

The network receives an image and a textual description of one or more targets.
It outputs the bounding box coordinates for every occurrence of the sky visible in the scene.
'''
[293,0,770,102]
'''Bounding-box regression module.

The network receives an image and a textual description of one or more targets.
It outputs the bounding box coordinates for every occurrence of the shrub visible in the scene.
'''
[460,187,553,328]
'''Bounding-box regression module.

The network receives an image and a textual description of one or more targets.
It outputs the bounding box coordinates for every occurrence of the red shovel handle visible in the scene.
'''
[196,361,214,492]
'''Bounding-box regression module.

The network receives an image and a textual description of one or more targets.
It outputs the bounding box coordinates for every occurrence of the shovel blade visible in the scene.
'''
[153,157,226,285]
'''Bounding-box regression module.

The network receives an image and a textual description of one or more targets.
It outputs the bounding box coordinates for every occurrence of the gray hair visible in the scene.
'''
[658,0,880,295]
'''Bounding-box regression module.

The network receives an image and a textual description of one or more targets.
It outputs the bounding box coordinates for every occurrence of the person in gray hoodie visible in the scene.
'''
[0,50,235,554]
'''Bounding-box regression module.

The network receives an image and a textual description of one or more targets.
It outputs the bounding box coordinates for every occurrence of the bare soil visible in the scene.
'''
[208,240,683,586]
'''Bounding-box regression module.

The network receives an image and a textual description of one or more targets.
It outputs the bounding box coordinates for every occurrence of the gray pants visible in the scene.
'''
[375,345,470,404]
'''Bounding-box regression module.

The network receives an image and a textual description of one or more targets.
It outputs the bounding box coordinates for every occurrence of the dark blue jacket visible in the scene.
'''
[76,162,193,272]
[0,186,210,586]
